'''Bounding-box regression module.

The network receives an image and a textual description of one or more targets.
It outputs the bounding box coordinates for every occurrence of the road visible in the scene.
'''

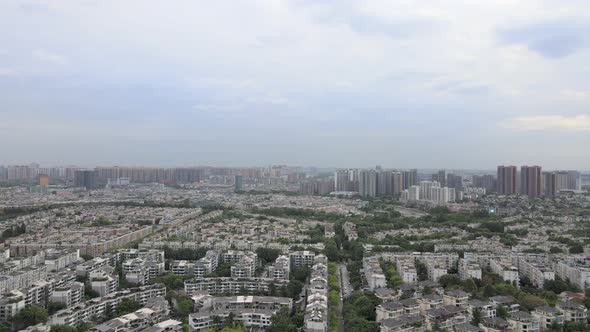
[339,264,353,298]
[337,264,353,332]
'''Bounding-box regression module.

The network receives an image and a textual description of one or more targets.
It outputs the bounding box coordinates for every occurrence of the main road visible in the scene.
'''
[337,264,354,332]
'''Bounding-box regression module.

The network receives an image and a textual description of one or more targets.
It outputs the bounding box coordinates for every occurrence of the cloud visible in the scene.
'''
[562,89,590,100]
[1,0,590,167]
[0,68,19,77]
[32,49,67,65]
[498,20,589,58]
[507,115,590,131]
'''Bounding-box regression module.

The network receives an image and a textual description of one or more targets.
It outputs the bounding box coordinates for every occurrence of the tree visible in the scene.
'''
[483,284,497,298]
[471,308,482,326]
[549,246,563,254]
[569,244,584,254]
[291,266,310,283]
[50,326,78,332]
[481,222,504,233]
[267,307,296,332]
[210,262,232,277]
[496,305,508,320]
[155,274,185,290]
[324,239,339,261]
[563,321,589,331]
[116,298,141,316]
[286,280,304,300]
[13,305,48,329]
[416,261,428,282]
[463,279,477,293]
[175,295,194,317]
[84,284,99,300]
[519,294,545,311]
[0,322,10,332]
[290,311,304,328]
[584,289,590,309]
[255,248,281,265]
[438,274,461,288]
[47,301,67,315]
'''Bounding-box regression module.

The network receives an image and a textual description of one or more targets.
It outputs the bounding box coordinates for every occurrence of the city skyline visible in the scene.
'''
[0,161,589,173]
[1,1,590,168]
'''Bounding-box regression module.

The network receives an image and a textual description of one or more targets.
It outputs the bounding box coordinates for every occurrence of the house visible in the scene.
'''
[490,296,520,314]
[532,306,558,331]
[508,311,540,332]
[454,323,484,332]
[480,317,511,332]
[417,294,443,315]
[425,305,468,331]
[375,288,399,302]
[468,299,496,320]
[380,314,425,332]
[443,289,469,307]
[377,302,404,322]
[557,301,587,323]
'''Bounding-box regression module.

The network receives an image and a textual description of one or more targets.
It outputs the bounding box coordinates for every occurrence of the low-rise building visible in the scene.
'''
[508,311,540,332]
[188,296,292,331]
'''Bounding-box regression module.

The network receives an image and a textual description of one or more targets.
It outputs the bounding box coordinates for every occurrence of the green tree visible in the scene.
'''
[438,274,461,288]
[496,305,508,320]
[471,308,482,326]
[116,298,141,316]
[584,289,590,309]
[463,279,477,293]
[569,244,584,254]
[483,284,497,298]
[13,305,48,329]
[519,294,545,311]
[47,301,67,315]
[324,239,339,261]
[175,296,194,317]
[291,266,311,283]
[416,261,428,281]
[255,248,281,265]
[286,280,304,300]
[155,274,185,291]
[267,307,296,332]
[50,325,79,332]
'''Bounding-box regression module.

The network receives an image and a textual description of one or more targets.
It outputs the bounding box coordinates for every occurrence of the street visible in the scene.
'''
[337,264,354,332]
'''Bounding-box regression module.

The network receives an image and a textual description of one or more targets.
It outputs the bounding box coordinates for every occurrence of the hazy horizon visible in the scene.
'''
[2,1,590,169]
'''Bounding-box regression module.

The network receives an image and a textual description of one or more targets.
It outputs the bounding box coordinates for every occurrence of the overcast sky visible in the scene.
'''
[1,0,590,169]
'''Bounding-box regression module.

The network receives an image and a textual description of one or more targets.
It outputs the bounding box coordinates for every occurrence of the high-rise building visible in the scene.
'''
[497,165,517,195]
[543,170,580,196]
[419,181,440,200]
[348,169,359,191]
[377,171,389,196]
[38,174,49,187]
[437,170,446,187]
[402,169,418,190]
[543,172,557,197]
[391,172,404,195]
[446,173,463,190]
[358,170,377,197]
[555,171,580,191]
[299,178,334,196]
[74,170,98,189]
[520,166,542,197]
[334,170,351,192]
[234,175,243,192]
[472,174,496,191]
[409,185,420,200]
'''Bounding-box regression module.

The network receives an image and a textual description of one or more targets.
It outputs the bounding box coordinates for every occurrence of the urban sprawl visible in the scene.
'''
[1,163,590,332]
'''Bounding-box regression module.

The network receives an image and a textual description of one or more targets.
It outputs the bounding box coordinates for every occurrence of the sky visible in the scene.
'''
[1,0,590,169]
